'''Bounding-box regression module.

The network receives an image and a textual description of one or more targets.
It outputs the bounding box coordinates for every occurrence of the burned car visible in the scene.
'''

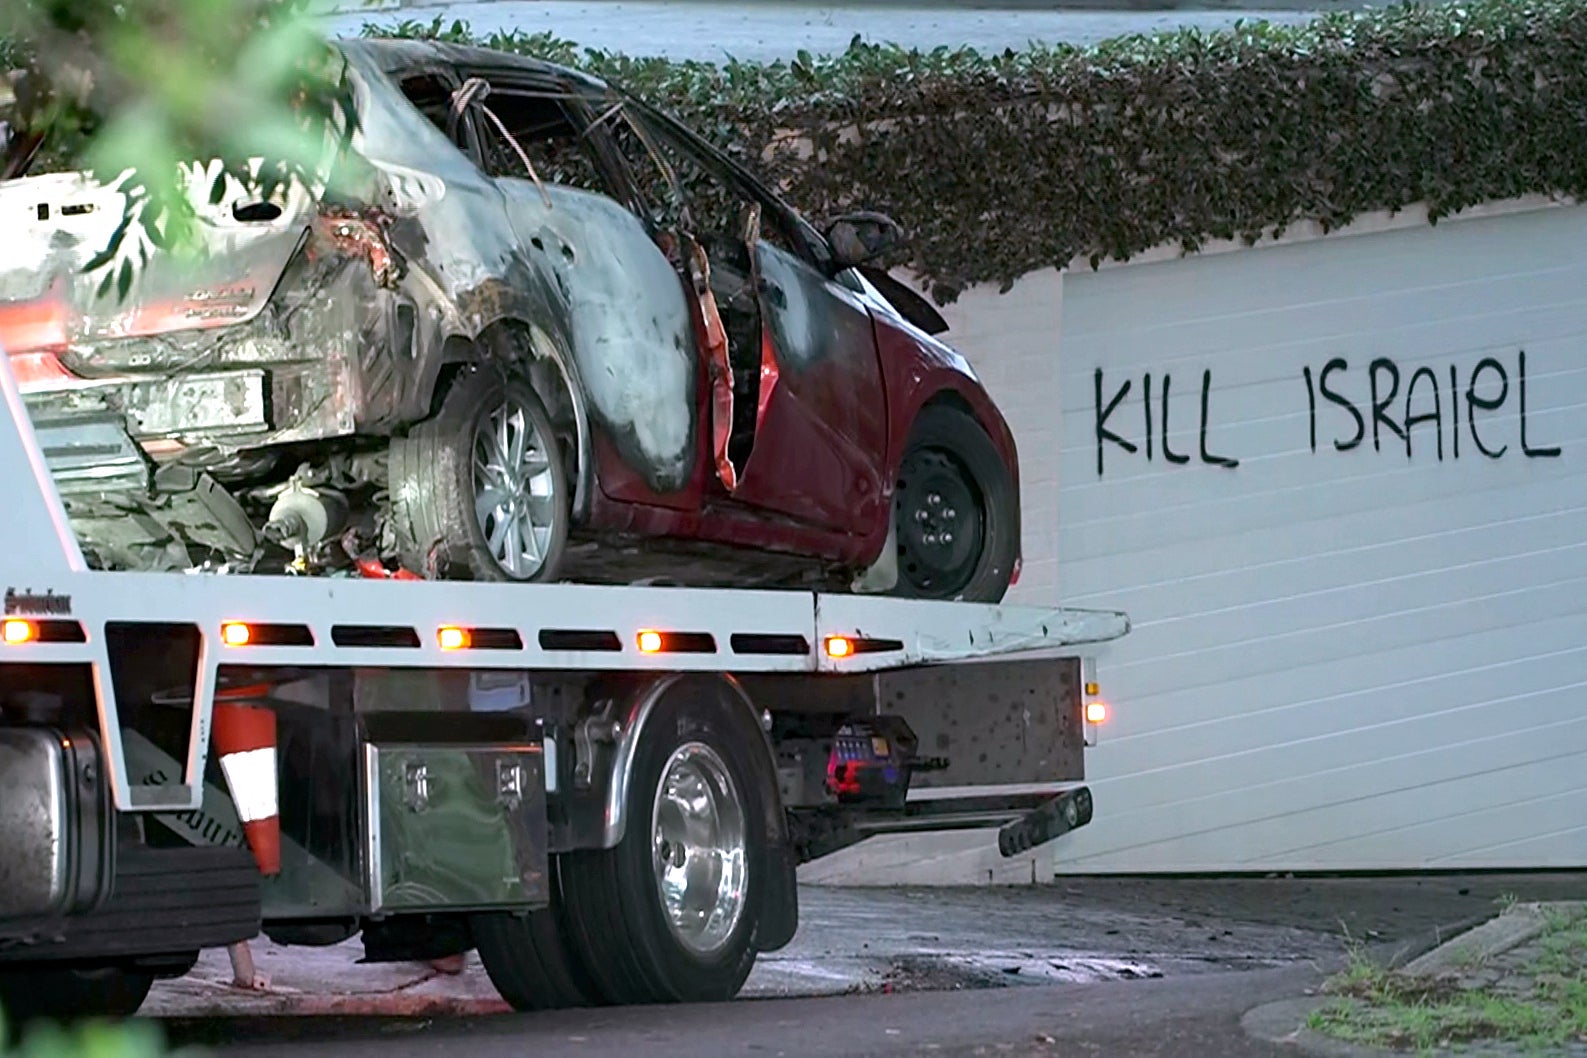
[0,39,1021,602]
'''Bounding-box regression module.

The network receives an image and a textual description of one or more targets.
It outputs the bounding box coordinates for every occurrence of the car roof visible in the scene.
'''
[335,36,611,96]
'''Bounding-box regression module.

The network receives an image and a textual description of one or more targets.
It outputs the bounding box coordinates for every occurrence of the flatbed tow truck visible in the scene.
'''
[0,346,1129,1023]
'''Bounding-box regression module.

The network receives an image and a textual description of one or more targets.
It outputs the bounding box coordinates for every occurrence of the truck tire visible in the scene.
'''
[890,405,1018,603]
[559,679,774,1005]
[0,966,154,1028]
[391,366,570,583]
[472,869,601,1011]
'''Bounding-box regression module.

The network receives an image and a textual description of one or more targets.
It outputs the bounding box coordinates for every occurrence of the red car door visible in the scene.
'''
[599,104,891,535]
[727,235,890,535]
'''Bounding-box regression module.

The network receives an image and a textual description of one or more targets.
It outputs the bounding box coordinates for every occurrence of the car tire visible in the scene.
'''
[472,867,603,1011]
[391,366,570,583]
[556,678,772,1006]
[890,404,1018,604]
[0,965,155,1030]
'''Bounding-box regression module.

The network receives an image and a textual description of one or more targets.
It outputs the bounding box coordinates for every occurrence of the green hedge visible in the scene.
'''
[365,0,1587,304]
[8,1,1586,304]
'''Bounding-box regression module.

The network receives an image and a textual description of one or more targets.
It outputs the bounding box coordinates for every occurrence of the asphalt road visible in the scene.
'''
[156,872,1587,1057]
[166,965,1321,1058]
[325,1,1325,62]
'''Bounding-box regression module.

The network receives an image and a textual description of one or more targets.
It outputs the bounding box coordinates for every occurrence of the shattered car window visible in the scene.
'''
[400,73,474,154]
[472,88,606,195]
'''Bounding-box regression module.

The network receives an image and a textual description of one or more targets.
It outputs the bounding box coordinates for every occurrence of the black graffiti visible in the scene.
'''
[1095,368,1239,476]
[1302,351,1559,461]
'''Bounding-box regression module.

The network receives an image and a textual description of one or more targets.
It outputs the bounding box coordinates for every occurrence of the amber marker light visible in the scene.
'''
[438,626,470,651]
[221,622,252,647]
[637,630,664,654]
[1085,701,1109,725]
[824,635,854,659]
[2,619,36,645]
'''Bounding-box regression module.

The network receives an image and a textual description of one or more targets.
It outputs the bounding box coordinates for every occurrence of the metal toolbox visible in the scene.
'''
[360,742,548,914]
[0,726,114,926]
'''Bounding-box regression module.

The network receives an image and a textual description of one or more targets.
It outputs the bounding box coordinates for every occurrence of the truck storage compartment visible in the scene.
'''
[362,740,548,914]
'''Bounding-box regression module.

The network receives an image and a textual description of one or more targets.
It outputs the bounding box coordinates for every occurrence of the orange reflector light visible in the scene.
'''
[1085,701,1109,725]
[221,622,252,647]
[1084,681,1100,697]
[824,636,853,659]
[637,630,663,654]
[438,626,470,651]
[2,619,36,645]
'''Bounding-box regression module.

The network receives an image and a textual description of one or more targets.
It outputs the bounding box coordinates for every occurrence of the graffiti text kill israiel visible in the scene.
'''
[1092,349,1560,476]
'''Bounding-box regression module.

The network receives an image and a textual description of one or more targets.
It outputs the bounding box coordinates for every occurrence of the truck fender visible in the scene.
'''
[600,672,781,849]
[598,672,798,954]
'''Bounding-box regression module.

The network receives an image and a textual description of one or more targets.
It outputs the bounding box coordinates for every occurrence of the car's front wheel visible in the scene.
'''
[889,405,1019,604]
[391,366,570,582]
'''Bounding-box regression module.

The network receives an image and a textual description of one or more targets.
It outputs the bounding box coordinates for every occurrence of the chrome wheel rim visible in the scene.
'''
[651,742,748,957]
[472,397,558,578]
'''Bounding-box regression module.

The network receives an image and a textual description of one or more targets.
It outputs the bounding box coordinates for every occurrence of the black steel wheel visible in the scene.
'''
[890,405,1018,603]
[391,367,570,582]
[556,677,775,1006]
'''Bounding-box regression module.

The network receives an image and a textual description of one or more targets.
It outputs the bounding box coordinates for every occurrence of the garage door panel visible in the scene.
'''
[1068,491,1587,596]
[1109,671,1587,784]
[1107,615,1587,742]
[1113,567,1587,671]
[1271,774,1587,863]
[1066,274,1587,384]
[1102,545,1587,651]
[1051,203,1587,871]
[1069,713,1587,866]
[1064,207,1587,340]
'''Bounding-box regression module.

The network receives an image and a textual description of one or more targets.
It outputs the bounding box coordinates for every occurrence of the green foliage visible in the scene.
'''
[3,0,359,293]
[1309,907,1587,1053]
[5,0,1586,304]
[0,1006,176,1058]
[361,0,1587,304]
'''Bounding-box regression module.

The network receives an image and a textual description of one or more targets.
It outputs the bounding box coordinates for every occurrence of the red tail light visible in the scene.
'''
[0,279,73,388]
[0,278,68,353]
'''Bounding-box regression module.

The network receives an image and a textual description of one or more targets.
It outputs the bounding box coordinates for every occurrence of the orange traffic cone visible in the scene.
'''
[211,685,281,876]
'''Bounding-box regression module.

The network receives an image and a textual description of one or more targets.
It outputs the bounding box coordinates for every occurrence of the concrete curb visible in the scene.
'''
[1242,997,1396,1058]
[1241,901,1587,1057]
[1400,901,1581,978]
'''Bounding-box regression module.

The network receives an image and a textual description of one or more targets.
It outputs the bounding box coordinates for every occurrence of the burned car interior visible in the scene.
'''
[0,39,1023,603]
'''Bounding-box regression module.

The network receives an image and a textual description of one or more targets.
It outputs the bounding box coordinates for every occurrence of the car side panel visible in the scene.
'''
[869,312,1022,559]
[493,179,702,498]
[729,244,890,535]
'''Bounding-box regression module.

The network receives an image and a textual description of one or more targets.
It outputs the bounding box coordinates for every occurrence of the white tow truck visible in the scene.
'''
[0,347,1128,1023]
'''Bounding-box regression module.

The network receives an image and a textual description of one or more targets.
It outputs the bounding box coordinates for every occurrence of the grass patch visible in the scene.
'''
[1307,908,1587,1054]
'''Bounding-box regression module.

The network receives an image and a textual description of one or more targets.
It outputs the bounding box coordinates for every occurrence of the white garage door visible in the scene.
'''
[1053,204,1587,872]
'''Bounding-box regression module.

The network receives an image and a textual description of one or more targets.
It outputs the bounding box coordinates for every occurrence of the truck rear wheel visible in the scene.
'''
[0,965,154,1029]
[558,680,773,1005]
[472,870,600,1011]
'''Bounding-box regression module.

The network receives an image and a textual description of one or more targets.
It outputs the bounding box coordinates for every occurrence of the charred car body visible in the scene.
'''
[0,39,1021,602]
